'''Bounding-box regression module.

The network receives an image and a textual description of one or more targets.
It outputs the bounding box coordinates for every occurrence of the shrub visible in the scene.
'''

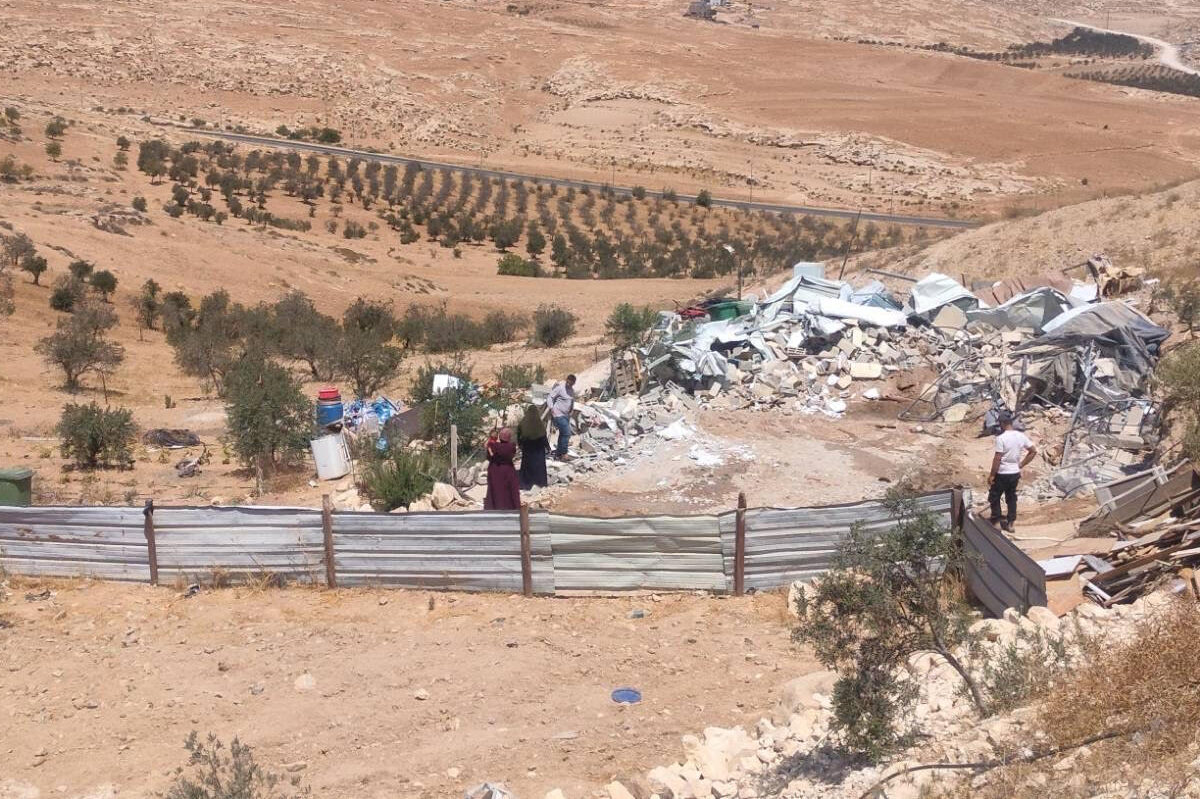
[57,402,135,469]
[695,188,712,208]
[224,354,311,492]
[422,309,486,352]
[44,117,67,138]
[44,141,62,161]
[420,384,487,456]
[90,269,118,301]
[793,491,989,760]
[271,290,340,380]
[163,732,309,799]
[36,300,124,391]
[131,278,161,334]
[49,276,85,312]
[482,309,528,343]
[497,252,538,277]
[492,363,546,398]
[360,445,444,511]
[68,259,94,281]
[343,220,366,239]
[336,298,403,398]
[530,304,578,347]
[604,302,658,348]
[1159,340,1200,461]
[167,290,248,395]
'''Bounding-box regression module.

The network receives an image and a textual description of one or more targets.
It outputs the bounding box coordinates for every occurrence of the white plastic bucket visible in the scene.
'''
[311,433,351,480]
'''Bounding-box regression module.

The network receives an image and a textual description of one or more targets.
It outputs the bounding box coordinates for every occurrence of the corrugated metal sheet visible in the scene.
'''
[332,510,553,594]
[0,506,150,581]
[549,513,724,591]
[720,491,956,590]
[962,513,1047,617]
[153,506,325,584]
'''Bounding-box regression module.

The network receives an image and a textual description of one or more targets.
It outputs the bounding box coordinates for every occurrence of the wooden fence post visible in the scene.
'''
[322,494,337,589]
[143,499,158,586]
[950,487,964,532]
[519,504,532,598]
[734,492,747,596]
[450,424,459,486]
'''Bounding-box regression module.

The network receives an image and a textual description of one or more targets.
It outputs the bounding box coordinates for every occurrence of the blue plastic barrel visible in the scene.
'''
[316,387,344,427]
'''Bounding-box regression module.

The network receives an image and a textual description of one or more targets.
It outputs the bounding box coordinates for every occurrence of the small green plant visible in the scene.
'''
[604,302,658,349]
[57,402,135,469]
[420,384,488,457]
[497,252,538,277]
[360,445,445,511]
[162,731,309,799]
[976,623,1090,713]
[493,363,545,397]
[793,491,989,760]
[1159,340,1200,461]
[131,196,148,212]
[530,304,578,347]
[695,188,712,208]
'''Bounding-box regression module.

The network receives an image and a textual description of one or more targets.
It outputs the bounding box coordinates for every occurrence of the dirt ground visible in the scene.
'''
[0,579,807,798]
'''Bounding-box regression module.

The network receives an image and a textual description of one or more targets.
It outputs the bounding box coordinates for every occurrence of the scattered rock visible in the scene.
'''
[293,673,316,692]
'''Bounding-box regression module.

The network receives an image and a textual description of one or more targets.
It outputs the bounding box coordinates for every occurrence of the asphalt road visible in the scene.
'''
[183,128,979,230]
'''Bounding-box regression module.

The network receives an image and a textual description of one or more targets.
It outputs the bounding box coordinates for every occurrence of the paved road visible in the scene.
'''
[1053,18,1200,77]
[183,128,979,230]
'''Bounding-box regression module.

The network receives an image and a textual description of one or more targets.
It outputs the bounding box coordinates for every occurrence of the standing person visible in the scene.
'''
[988,412,1036,532]
[517,403,550,490]
[547,374,576,461]
[484,428,521,511]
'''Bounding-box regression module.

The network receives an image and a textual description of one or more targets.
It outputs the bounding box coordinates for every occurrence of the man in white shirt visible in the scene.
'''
[988,412,1036,532]
[547,374,576,461]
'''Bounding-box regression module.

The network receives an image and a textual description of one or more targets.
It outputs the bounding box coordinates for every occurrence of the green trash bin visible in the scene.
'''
[0,467,33,507]
[707,300,752,321]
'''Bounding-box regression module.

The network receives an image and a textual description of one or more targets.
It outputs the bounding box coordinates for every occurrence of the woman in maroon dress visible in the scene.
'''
[483,428,521,511]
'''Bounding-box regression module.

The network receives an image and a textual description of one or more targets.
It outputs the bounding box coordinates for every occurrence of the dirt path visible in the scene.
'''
[0,580,810,799]
[1052,18,1200,76]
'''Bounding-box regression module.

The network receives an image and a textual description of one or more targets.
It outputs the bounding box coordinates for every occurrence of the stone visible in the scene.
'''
[932,304,967,330]
[970,618,1016,643]
[414,688,430,701]
[544,791,567,799]
[408,498,435,512]
[862,387,881,400]
[849,361,883,380]
[648,766,689,798]
[283,761,308,772]
[429,482,458,510]
[777,671,837,716]
[942,403,970,423]
[835,374,853,390]
[1028,605,1063,631]
[682,727,757,783]
[293,673,316,692]
[606,782,636,799]
[711,780,738,798]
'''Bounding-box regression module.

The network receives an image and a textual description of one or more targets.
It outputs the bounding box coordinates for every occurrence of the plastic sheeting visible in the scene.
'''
[807,296,908,328]
[909,272,981,317]
[966,287,1077,332]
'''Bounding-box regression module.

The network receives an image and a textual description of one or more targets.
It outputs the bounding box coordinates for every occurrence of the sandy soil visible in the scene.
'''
[0,579,806,799]
[4,0,1200,217]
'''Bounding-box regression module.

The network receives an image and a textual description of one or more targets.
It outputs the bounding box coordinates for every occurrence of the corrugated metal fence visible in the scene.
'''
[962,512,1048,616]
[2,491,1042,611]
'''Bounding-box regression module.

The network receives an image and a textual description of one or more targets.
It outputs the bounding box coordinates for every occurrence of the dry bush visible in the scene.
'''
[964,599,1200,798]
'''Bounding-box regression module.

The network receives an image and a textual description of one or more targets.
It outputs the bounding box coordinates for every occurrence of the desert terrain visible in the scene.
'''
[3,0,1200,796]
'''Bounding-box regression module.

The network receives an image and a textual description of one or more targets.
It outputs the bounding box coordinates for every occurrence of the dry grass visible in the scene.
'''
[965,599,1200,798]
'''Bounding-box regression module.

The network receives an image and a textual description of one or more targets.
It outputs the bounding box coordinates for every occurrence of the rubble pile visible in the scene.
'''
[598,258,1167,498]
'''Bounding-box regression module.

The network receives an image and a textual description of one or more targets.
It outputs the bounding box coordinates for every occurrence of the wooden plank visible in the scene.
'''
[322,494,336,589]
[520,504,532,598]
[143,500,158,587]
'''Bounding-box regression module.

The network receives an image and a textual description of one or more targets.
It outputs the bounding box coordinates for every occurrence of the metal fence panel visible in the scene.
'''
[549,513,724,591]
[332,510,553,594]
[0,506,150,581]
[962,512,1047,617]
[153,506,325,584]
[721,491,956,591]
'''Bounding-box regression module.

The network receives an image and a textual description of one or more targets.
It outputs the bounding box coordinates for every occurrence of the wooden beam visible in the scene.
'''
[519,504,532,598]
[142,500,158,587]
[322,494,337,589]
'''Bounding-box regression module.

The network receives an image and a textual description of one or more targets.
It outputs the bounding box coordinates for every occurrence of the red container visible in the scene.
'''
[317,387,341,401]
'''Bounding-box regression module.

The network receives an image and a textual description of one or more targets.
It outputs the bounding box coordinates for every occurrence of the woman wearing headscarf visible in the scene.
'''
[483,427,521,511]
[516,403,550,490]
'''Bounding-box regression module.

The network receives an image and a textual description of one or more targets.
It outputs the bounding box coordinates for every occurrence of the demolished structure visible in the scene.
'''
[564,257,1168,498]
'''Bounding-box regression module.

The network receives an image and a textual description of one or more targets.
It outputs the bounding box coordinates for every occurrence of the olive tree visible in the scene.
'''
[224,354,312,493]
[35,300,125,391]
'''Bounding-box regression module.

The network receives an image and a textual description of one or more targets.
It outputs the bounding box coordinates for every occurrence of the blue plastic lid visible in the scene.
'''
[611,687,642,704]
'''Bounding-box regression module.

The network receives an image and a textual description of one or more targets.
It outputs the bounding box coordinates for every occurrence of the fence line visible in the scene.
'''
[962,512,1048,616]
[0,490,1036,615]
